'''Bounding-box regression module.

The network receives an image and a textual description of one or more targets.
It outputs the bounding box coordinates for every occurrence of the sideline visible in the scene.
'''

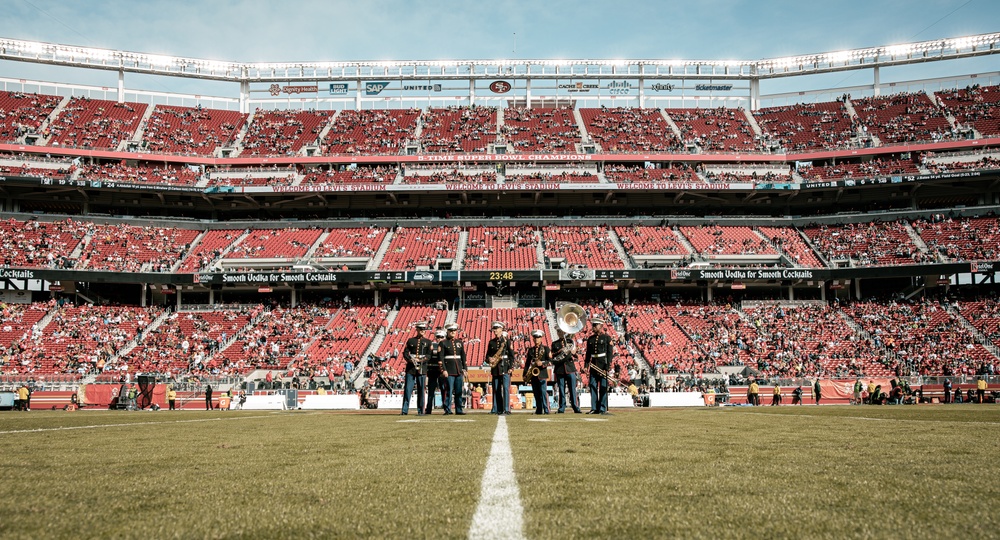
[468,415,525,540]
[0,414,281,435]
[741,410,1000,425]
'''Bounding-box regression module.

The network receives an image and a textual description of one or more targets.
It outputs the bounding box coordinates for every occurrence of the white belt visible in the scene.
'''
[595,353,607,357]
[445,355,461,359]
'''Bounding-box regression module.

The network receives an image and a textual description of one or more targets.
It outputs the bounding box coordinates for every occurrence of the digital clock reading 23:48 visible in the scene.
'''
[489,271,514,280]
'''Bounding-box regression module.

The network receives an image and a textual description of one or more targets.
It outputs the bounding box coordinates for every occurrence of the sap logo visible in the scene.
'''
[365,81,390,95]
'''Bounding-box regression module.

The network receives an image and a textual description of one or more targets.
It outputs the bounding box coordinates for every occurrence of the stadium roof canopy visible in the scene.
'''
[1,32,999,82]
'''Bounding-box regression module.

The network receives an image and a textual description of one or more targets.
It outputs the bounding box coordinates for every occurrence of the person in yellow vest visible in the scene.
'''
[867,380,876,405]
[18,384,30,411]
[977,377,987,404]
[748,379,760,406]
[772,382,782,406]
[167,387,177,410]
[317,386,327,396]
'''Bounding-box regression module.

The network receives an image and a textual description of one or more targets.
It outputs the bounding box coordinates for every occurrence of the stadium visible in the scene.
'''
[1,5,1000,538]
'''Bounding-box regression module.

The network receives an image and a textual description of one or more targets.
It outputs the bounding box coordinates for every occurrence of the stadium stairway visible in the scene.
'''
[349,307,396,388]
[607,228,633,268]
[742,108,764,139]
[366,230,394,270]
[205,306,269,366]
[301,230,331,261]
[171,230,208,272]
[534,229,545,268]
[454,230,469,269]
[311,109,341,151]
[34,95,71,146]
[226,109,257,158]
[205,229,252,270]
[672,227,698,258]
[946,303,1000,359]
[572,109,591,147]
[108,307,173,365]
[902,222,933,258]
[660,110,685,140]
[796,228,833,268]
[835,308,902,366]
[124,105,158,151]
[928,90,963,133]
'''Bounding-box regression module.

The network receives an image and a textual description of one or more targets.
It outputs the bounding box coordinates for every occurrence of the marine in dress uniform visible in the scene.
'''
[584,317,614,415]
[523,329,552,414]
[552,328,582,413]
[439,323,467,415]
[485,321,513,415]
[424,329,447,414]
[401,322,432,415]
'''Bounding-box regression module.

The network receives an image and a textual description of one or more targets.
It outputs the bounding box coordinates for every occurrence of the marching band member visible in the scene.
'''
[524,329,551,414]
[584,317,614,415]
[439,323,467,415]
[401,321,432,416]
[424,329,447,415]
[485,321,513,415]
[552,328,582,414]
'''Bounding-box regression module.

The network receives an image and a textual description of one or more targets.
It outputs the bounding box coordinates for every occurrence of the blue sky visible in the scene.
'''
[0,0,997,99]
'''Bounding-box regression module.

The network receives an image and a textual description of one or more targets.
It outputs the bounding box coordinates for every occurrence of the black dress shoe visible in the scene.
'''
[556,410,565,414]
[444,411,453,415]
[400,412,408,416]
[573,410,582,414]
[600,411,612,415]
[456,412,466,415]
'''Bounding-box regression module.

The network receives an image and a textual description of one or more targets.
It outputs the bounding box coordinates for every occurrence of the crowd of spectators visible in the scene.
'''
[141,105,246,155]
[579,107,681,153]
[404,170,497,184]
[379,226,461,270]
[78,161,202,186]
[419,106,497,153]
[841,299,996,376]
[499,107,581,152]
[324,109,420,155]
[912,215,1000,262]
[78,223,200,272]
[803,221,932,266]
[505,171,597,183]
[853,92,954,145]
[47,97,147,149]
[0,91,62,143]
[0,218,87,269]
[753,100,858,152]
[542,226,625,269]
[463,226,539,269]
[667,107,762,153]
[302,165,398,185]
[796,157,919,181]
[604,163,698,183]
[242,109,332,156]
[935,84,1000,137]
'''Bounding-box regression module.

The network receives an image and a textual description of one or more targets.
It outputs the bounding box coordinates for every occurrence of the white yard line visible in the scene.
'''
[468,415,526,540]
[0,414,280,435]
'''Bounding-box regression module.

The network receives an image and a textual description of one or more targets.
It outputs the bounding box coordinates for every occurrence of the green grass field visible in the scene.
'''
[1,406,998,539]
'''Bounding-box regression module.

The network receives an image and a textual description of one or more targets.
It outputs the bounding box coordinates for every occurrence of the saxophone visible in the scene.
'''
[485,337,507,369]
[528,345,545,379]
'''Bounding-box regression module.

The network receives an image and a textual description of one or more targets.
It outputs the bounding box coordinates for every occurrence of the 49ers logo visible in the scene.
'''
[489,81,512,94]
